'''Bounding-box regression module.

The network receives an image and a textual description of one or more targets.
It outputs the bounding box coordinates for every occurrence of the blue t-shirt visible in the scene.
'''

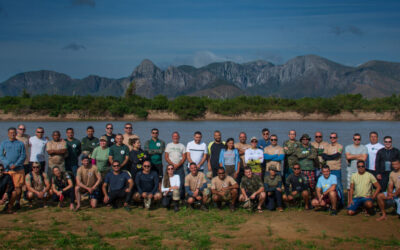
[104,171,131,192]
[317,174,337,193]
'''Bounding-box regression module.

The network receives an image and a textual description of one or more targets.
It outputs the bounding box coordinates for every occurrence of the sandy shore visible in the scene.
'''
[0,110,397,121]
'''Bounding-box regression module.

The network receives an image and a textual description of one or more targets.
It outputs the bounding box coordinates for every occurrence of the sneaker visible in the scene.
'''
[2,201,9,212]
[144,198,151,210]
[13,202,21,210]
[124,206,131,212]
[174,203,179,213]
[229,204,236,212]
[330,210,337,216]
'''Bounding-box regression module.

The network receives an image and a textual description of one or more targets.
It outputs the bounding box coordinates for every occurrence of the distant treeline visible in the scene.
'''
[1,93,400,120]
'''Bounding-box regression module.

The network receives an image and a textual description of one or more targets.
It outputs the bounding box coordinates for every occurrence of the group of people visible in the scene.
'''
[0,124,399,221]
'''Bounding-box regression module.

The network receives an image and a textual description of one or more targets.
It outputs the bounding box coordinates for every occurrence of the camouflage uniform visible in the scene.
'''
[283,140,301,180]
[295,143,318,191]
[240,175,263,195]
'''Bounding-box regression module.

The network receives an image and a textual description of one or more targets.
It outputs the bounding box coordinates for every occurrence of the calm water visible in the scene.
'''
[1,120,399,187]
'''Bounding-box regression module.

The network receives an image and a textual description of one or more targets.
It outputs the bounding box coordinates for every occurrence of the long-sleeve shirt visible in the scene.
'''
[0,139,26,171]
[295,144,318,171]
[135,171,159,194]
[264,145,285,171]
[285,173,308,195]
[219,148,240,171]
[0,174,14,197]
[264,175,282,192]
[375,147,400,175]
[161,175,180,192]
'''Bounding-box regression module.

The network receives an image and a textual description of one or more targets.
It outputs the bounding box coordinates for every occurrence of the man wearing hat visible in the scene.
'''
[264,166,283,211]
[295,134,318,195]
[244,137,264,177]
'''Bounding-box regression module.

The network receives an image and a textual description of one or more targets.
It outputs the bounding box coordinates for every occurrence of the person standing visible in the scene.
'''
[345,133,368,203]
[283,130,301,181]
[263,134,284,175]
[65,128,81,177]
[234,132,251,184]
[321,132,344,205]
[108,134,130,172]
[91,136,111,178]
[311,131,329,176]
[46,131,68,177]
[103,123,116,148]
[0,127,26,209]
[165,132,186,199]
[144,128,166,179]
[186,131,208,173]
[122,123,139,151]
[258,128,271,179]
[16,124,30,174]
[129,138,148,180]
[81,126,99,157]
[245,137,264,177]
[208,130,225,178]
[219,138,240,178]
[29,127,48,172]
[295,134,318,195]
[375,136,400,192]
[365,132,384,174]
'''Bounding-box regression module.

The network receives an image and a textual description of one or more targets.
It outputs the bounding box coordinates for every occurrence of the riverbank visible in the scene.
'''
[0,110,398,121]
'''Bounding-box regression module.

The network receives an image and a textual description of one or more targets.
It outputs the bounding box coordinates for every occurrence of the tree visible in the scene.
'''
[125,80,136,98]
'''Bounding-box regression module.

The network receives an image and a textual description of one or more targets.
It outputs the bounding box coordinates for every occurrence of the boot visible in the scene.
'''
[173,201,179,212]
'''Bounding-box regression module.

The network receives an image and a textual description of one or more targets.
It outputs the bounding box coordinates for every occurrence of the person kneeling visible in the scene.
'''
[282,164,310,209]
[25,162,51,207]
[311,165,338,215]
[0,164,16,213]
[211,167,239,212]
[51,167,75,210]
[347,160,381,216]
[75,156,102,211]
[103,161,133,211]
[185,162,209,211]
[239,167,266,213]
[133,161,161,210]
[264,167,283,212]
[161,165,181,212]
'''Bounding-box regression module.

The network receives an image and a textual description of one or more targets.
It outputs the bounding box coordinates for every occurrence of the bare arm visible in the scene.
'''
[371,182,381,199]
[121,155,129,168]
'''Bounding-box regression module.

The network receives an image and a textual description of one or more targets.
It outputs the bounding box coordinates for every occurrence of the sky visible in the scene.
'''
[0,0,399,81]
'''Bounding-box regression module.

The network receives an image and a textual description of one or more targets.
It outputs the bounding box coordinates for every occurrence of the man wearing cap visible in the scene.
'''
[311,165,338,215]
[264,166,283,211]
[244,137,264,177]
[283,130,301,181]
[108,134,130,172]
[91,136,111,178]
[75,156,102,210]
[211,167,239,212]
[239,167,266,212]
[311,132,329,176]
[263,134,284,176]
[347,160,381,216]
[295,134,318,195]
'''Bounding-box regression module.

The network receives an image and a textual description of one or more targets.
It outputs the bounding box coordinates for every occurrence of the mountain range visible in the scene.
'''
[1,54,400,99]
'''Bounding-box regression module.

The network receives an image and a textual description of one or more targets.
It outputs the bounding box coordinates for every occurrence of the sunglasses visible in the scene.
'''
[353,138,361,141]
[18,128,26,130]
[125,127,132,129]
[330,136,337,139]
[315,136,322,138]
[32,166,40,169]
[36,131,44,133]
[167,168,174,171]
[152,132,159,134]
[293,168,301,170]
[106,127,113,129]
[263,133,269,135]
[384,141,392,143]
[301,138,310,140]
[357,165,366,168]
[112,165,120,167]
[270,139,277,141]
[143,165,151,168]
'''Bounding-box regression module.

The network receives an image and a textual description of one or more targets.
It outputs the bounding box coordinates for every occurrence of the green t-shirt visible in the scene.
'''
[91,146,110,173]
[65,138,81,168]
[144,139,165,165]
[81,136,99,154]
[109,144,129,165]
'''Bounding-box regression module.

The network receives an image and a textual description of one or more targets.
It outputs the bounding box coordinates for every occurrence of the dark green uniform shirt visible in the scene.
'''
[240,175,263,194]
[144,139,165,165]
[65,138,81,169]
[109,144,129,165]
[81,136,99,154]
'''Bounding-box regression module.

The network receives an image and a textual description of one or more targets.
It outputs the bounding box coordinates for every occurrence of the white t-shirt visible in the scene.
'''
[365,143,384,171]
[244,148,264,164]
[161,174,181,192]
[165,142,186,165]
[29,136,48,162]
[186,140,208,170]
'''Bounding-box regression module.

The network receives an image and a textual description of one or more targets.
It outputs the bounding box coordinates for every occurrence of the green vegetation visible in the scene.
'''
[1,93,400,120]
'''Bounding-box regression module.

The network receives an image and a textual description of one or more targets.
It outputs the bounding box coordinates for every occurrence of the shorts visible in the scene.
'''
[347,197,372,212]
[301,170,316,190]
[78,188,100,200]
[186,189,210,200]
[322,190,338,205]
[212,191,231,202]
[7,169,25,188]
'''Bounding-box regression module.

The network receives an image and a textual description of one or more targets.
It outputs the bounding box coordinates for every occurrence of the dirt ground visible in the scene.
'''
[0,200,399,249]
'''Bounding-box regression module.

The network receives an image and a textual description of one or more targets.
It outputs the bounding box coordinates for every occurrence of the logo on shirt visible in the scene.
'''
[156,142,161,147]
[92,143,95,146]
[72,144,77,148]
[121,150,125,155]
[111,138,115,142]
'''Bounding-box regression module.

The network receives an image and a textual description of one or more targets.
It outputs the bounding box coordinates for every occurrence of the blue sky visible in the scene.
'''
[0,0,399,81]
